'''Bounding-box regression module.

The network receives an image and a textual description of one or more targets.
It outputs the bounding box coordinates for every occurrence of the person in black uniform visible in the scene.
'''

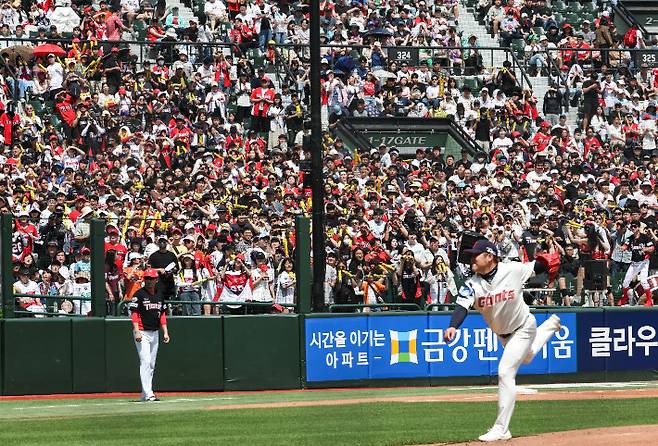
[557,244,580,306]
[148,236,179,300]
[619,222,655,306]
[129,268,170,402]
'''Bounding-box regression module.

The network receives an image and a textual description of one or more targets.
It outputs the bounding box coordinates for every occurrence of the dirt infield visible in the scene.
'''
[416,425,658,446]
[205,387,658,410]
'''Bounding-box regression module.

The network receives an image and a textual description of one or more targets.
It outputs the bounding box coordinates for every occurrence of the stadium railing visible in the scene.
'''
[13,294,91,317]
[275,42,534,91]
[115,300,298,315]
[328,303,424,312]
[1,215,106,319]
[0,38,536,96]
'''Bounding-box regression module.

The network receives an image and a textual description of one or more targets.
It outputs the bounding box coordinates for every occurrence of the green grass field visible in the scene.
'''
[1,383,657,446]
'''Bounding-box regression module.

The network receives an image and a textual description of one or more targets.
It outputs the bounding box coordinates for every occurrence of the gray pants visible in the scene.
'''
[180,290,201,316]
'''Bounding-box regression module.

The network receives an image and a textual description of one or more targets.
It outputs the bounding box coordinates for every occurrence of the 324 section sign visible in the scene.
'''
[389,47,419,66]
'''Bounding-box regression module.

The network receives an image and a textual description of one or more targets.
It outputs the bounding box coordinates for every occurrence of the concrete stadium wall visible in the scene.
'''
[1,311,657,396]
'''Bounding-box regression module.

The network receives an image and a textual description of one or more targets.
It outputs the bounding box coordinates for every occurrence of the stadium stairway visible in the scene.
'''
[459,3,510,69]
[460,1,578,128]
[165,0,196,27]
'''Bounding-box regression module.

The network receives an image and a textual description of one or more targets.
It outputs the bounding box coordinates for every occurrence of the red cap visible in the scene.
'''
[107,226,119,235]
[111,47,119,52]
[171,227,183,235]
[81,247,91,255]
[205,224,218,232]
[143,268,159,279]
[540,121,551,127]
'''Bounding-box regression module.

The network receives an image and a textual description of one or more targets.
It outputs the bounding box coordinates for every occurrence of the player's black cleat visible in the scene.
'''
[146,396,161,402]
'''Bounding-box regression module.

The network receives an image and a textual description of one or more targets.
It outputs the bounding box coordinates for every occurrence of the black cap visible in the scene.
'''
[464,240,500,257]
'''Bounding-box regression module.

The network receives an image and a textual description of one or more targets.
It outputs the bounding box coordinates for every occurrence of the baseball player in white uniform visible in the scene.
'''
[444,240,561,442]
[618,221,654,306]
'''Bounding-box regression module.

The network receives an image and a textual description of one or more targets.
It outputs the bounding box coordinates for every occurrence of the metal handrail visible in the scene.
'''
[614,2,653,38]
[14,293,89,301]
[271,45,295,89]
[276,42,525,73]
[0,37,241,50]
[509,48,533,91]
[168,300,296,307]
[0,37,650,56]
[116,299,297,315]
[328,303,422,312]
[13,310,86,317]
[426,303,457,311]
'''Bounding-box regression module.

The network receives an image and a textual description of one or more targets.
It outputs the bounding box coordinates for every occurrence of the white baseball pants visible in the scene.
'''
[134,330,159,399]
[493,314,559,433]
[623,260,650,289]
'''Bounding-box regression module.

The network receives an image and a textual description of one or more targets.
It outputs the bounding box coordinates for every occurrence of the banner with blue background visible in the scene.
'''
[306,313,578,382]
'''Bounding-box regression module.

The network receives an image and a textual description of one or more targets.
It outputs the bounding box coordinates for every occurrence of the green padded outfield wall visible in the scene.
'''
[154,317,224,391]
[223,315,301,390]
[105,317,225,392]
[104,318,141,392]
[3,319,73,395]
[0,320,3,395]
[72,318,107,393]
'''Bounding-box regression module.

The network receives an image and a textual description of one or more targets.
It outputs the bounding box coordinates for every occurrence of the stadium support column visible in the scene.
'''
[1,213,14,318]
[296,216,312,314]
[90,219,106,317]
[309,0,326,311]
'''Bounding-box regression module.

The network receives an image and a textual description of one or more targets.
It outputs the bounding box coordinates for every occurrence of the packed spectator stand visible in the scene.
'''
[1,0,657,317]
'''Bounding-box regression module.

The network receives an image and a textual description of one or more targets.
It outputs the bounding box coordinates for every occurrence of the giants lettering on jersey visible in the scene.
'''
[477,289,515,308]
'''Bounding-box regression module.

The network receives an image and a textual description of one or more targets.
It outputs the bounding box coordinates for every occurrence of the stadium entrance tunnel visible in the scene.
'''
[336,117,480,158]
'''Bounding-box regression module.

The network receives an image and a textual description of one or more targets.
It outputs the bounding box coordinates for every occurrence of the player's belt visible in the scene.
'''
[498,317,528,339]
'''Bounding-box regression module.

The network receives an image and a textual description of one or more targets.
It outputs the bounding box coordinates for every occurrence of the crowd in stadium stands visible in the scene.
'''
[2,0,658,317]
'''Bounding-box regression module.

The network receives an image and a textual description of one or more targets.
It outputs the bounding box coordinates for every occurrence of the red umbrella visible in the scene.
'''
[33,43,67,58]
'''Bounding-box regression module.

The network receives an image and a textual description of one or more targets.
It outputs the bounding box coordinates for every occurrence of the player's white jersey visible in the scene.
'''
[456,261,535,335]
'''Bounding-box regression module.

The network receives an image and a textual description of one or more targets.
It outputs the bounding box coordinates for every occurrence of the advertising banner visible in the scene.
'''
[577,310,658,372]
[305,313,578,382]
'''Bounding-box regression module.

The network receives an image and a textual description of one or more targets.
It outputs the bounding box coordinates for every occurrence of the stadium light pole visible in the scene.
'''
[309,0,326,311]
